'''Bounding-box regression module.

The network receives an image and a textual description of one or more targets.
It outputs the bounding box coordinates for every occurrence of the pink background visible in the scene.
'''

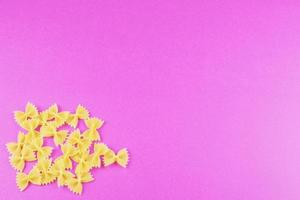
[0,0,300,199]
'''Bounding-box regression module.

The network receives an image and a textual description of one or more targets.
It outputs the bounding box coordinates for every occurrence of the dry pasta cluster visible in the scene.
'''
[6,103,129,195]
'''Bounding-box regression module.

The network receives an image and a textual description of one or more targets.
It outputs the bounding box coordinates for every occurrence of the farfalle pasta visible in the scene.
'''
[6,102,129,195]
[67,169,94,195]
[29,136,53,160]
[36,158,56,185]
[47,104,69,127]
[103,148,129,168]
[17,168,41,191]
[90,143,108,168]
[67,129,92,152]
[40,125,68,146]
[56,143,78,169]
[21,119,40,140]
[66,105,89,128]
[39,110,57,128]
[14,102,39,126]
[50,159,74,187]
[9,146,36,171]
[72,150,93,174]
[6,131,26,155]
[83,117,104,141]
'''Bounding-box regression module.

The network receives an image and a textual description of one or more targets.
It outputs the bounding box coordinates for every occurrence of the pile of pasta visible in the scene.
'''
[6,103,129,195]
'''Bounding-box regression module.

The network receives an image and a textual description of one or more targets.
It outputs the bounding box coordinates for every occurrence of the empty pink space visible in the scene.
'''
[1,0,300,199]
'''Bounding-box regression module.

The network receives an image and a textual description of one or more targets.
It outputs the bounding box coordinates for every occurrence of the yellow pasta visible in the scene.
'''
[66,105,89,128]
[40,125,68,146]
[7,102,129,195]
[9,146,36,171]
[16,167,41,191]
[50,159,74,187]
[72,150,93,174]
[14,102,39,126]
[90,143,108,168]
[103,148,129,168]
[47,104,69,127]
[56,143,78,169]
[67,129,91,152]
[21,119,40,141]
[67,169,94,195]
[36,158,56,185]
[29,136,53,159]
[39,110,57,128]
[82,117,104,141]
[6,131,26,155]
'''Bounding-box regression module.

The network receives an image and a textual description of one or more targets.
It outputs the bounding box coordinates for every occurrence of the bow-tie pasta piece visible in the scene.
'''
[67,129,92,153]
[14,102,39,126]
[67,169,94,195]
[36,158,56,185]
[50,159,74,187]
[9,146,36,171]
[104,148,129,168]
[90,143,108,168]
[40,125,68,146]
[29,136,53,160]
[56,143,78,169]
[6,131,26,155]
[16,168,41,191]
[39,110,57,128]
[47,104,69,127]
[66,105,89,128]
[82,118,104,142]
[20,119,40,141]
[72,150,93,174]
